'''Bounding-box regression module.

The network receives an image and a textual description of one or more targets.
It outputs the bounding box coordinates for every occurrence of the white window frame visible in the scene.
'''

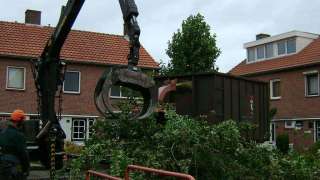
[0,116,8,121]
[304,71,319,97]
[277,40,287,56]
[270,122,276,143]
[247,48,256,62]
[270,79,281,100]
[265,43,274,59]
[286,38,297,54]
[71,118,96,141]
[256,45,265,60]
[6,66,26,91]
[246,38,298,64]
[109,86,127,99]
[295,120,303,130]
[72,118,86,141]
[246,43,276,64]
[285,121,295,129]
[63,71,81,94]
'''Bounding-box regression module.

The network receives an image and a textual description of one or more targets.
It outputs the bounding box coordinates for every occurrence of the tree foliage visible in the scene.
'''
[68,106,320,179]
[163,13,221,76]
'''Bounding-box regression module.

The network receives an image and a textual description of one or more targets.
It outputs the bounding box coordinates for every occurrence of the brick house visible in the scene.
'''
[230,31,320,150]
[0,10,159,143]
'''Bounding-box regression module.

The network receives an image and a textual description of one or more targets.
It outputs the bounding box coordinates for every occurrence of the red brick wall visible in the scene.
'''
[248,65,320,119]
[0,58,38,114]
[0,57,108,116]
[246,66,320,149]
[275,120,315,150]
[60,63,104,116]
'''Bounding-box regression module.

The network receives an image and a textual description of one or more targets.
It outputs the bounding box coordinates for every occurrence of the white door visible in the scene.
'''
[270,122,276,143]
[316,121,320,141]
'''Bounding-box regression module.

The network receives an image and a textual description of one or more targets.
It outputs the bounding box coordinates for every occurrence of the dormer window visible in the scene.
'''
[277,41,286,55]
[277,38,296,56]
[265,43,274,58]
[244,31,318,64]
[257,46,265,59]
[247,48,255,62]
[287,38,296,54]
[246,37,298,63]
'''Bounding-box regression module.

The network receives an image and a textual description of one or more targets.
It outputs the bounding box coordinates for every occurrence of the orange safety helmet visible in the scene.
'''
[11,109,26,122]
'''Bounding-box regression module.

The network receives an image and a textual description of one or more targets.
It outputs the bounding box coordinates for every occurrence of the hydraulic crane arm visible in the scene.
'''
[32,0,155,172]
[119,0,140,67]
[41,0,85,59]
[36,0,85,136]
[33,0,85,170]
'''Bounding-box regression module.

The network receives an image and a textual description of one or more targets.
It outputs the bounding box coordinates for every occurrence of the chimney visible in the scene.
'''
[25,10,41,25]
[256,33,270,40]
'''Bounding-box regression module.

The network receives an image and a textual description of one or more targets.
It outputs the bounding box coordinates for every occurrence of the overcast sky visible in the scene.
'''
[1,0,320,72]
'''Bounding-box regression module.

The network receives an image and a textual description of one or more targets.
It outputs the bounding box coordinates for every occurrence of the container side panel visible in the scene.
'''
[231,79,240,121]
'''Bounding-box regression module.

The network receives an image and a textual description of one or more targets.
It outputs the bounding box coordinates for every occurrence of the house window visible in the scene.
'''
[110,85,128,98]
[309,122,314,129]
[287,38,296,54]
[295,121,303,129]
[257,46,265,59]
[72,118,86,141]
[247,48,256,62]
[0,116,9,122]
[265,43,274,58]
[277,41,286,55]
[305,72,319,96]
[285,121,295,129]
[110,85,121,97]
[270,79,281,99]
[63,71,81,93]
[6,66,26,90]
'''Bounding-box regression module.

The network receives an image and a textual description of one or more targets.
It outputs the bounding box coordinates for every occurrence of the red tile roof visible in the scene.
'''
[229,38,320,76]
[0,21,159,68]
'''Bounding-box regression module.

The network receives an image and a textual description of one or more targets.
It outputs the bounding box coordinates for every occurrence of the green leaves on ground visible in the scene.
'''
[70,109,320,179]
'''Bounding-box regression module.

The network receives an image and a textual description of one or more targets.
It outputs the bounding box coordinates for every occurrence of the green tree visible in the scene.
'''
[164,13,221,75]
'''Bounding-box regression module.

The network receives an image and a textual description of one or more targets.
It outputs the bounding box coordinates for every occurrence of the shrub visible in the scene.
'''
[276,133,289,154]
[64,141,83,155]
[70,105,320,179]
[70,108,274,179]
[308,141,320,155]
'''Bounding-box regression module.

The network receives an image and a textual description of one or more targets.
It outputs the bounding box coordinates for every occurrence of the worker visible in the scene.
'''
[0,118,8,132]
[0,109,30,180]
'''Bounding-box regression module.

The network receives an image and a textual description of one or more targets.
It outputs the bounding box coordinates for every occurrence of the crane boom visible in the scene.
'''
[34,0,85,170]
[31,0,156,173]
[41,0,85,59]
[119,0,141,67]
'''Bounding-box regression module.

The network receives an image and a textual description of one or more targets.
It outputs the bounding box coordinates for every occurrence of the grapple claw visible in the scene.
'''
[94,67,157,120]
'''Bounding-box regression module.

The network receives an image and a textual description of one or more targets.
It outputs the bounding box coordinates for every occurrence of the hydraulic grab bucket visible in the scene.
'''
[94,67,157,120]
[94,0,157,120]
